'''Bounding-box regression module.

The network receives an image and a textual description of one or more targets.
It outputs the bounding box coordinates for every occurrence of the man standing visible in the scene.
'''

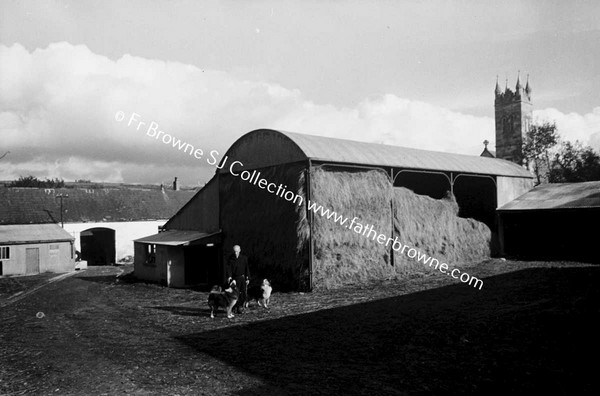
[226,245,250,314]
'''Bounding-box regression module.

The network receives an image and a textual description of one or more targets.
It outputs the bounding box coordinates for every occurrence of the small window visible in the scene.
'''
[144,244,156,266]
[0,246,10,260]
[49,244,59,251]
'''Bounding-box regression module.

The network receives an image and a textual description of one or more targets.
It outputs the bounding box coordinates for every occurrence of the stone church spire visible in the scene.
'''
[494,73,533,164]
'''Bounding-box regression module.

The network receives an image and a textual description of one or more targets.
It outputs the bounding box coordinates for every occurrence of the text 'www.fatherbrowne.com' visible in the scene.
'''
[304,202,484,290]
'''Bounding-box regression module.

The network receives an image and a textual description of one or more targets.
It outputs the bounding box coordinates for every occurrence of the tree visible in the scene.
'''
[8,176,65,188]
[522,122,558,185]
[549,141,600,182]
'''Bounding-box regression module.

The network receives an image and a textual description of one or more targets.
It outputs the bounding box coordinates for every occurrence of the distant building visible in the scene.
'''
[480,140,496,158]
[0,185,194,266]
[494,74,532,164]
[0,224,75,276]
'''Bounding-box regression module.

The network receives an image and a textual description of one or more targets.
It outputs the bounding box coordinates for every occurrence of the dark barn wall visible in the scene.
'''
[220,163,309,291]
[500,208,600,263]
[165,176,219,232]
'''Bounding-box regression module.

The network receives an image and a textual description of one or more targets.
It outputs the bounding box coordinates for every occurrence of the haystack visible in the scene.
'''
[392,187,491,274]
[304,168,393,289]
[305,168,491,290]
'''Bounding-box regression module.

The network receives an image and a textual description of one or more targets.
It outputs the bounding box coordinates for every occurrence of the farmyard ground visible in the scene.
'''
[1,260,599,395]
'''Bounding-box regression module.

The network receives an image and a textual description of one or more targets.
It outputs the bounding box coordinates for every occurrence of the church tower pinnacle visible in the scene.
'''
[495,76,502,96]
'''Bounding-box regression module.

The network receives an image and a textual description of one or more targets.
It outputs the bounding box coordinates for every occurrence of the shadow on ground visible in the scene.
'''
[150,306,205,317]
[77,268,217,293]
[176,267,600,395]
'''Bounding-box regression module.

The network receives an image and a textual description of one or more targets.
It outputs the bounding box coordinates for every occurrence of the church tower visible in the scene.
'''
[494,73,532,164]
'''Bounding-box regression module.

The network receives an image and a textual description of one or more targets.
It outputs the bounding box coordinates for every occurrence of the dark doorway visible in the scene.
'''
[80,228,116,266]
[184,245,219,286]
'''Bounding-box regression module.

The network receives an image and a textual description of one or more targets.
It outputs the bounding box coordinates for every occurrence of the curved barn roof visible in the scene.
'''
[222,129,532,178]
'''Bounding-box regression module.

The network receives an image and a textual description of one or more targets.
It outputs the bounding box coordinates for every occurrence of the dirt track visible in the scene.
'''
[1,260,599,395]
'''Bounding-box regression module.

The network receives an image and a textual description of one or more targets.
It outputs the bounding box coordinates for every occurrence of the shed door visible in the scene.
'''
[25,248,40,274]
[49,244,60,270]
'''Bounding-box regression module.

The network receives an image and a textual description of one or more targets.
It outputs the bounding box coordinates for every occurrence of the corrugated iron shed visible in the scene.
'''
[498,181,600,211]
[226,129,532,178]
[0,224,75,244]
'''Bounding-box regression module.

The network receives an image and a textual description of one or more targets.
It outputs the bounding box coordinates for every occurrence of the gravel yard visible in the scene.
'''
[1,259,599,395]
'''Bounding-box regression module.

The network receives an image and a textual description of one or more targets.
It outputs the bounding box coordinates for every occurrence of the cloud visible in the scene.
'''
[534,107,600,152]
[1,42,598,185]
[271,95,494,155]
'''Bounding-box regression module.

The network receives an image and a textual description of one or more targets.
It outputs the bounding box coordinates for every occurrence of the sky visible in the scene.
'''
[1,0,599,186]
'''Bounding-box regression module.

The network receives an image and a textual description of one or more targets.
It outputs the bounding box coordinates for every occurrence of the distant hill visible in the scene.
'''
[0,180,199,191]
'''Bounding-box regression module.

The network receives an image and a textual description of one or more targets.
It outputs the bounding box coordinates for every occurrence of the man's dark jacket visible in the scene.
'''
[226,253,250,281]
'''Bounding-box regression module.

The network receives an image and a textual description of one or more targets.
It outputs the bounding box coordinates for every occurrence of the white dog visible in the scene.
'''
[245,279,272,309]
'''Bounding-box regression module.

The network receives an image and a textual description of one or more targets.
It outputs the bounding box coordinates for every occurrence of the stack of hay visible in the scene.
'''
[306,168,491,289]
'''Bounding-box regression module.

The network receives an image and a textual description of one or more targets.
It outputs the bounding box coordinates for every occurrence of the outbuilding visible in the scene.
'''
[0,185,195,265]
[497,181,600,263]
[135,129,534,290]
[0,224,75,276]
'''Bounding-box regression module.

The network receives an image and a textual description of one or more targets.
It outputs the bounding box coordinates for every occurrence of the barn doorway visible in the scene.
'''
[184,244,219,286]
[80,227,116,266]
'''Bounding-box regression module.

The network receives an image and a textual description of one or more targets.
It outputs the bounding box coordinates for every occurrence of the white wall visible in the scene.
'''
[63,220,166,261]
[0,241,74,276]
[497,176,534,208]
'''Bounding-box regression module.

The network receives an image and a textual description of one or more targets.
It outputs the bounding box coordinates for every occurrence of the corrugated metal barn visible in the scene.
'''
[135,129,533,290]
[0,224,75,276]
[498,181,600,263]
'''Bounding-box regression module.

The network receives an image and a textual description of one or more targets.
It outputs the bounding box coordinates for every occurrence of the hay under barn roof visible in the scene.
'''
[305,168,491,289]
